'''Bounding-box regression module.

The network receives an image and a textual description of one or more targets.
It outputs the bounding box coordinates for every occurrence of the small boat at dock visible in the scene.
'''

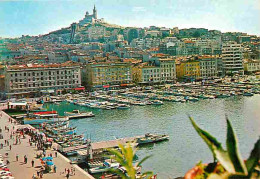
[64,110,95,119]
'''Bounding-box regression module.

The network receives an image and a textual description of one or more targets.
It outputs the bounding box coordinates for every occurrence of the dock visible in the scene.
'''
[77,136,144,157]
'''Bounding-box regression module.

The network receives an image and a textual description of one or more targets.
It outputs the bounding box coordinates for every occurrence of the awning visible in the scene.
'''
[74,87,85,91]
[34,111,57,115]
[103,85,110,88]
[120,84,128,87]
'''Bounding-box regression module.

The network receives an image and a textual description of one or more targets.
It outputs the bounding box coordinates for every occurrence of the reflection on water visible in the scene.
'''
[44,95,260,178]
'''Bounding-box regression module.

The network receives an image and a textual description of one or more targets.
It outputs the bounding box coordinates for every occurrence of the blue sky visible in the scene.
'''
[0,0,259,37]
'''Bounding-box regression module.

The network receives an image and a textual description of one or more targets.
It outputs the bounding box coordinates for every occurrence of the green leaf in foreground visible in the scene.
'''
[226,118,248,174]
[245,137,260,175]
[189,116,236,173]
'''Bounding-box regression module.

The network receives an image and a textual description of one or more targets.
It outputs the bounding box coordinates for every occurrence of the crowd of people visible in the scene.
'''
[0,111,78,179]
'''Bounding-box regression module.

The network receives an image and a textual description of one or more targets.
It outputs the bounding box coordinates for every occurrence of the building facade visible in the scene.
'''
[198,56,218,78]
[3,61,81,97]
[244,59,260,74]
[222,42,244,75]
[85,62,132,88]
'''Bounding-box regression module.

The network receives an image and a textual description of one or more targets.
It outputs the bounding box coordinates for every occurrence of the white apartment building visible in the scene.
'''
[4,61,81,96]
[141,66,161,83]
[159,58,176,82]
[222,42,244,75]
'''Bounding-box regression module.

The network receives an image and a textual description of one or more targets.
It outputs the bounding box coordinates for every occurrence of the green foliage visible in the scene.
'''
[226,119,247,174]
[189,116,260,178]
[107,143,153,179]
[245,138,260,175]
[189,116,236,173]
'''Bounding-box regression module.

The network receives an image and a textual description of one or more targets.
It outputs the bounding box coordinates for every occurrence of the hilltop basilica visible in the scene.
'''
[79,5,104,26]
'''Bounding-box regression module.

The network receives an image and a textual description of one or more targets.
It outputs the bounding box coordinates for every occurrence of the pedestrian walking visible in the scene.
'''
[67,168,70,175]
[9,145,11,150]
[66,173,70,179]
[24,155,27,164]
[54,165,57,173]
[37,171,40,177]
[55,151,57,157]
[16,154,18,161]
[31,160,34,167]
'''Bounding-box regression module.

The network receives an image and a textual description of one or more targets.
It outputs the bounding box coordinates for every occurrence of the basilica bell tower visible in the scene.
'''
[93,5,97,19]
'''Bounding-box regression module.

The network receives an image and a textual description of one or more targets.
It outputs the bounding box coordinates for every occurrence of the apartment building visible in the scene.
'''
[222,42,244,75]
[244,59,260,74]
[85,62,132,88]
[3,61,81,96]
[198,56,218,78]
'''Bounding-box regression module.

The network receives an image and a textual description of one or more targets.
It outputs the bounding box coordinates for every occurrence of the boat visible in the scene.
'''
[150,100,164,105]
[23,111,69,125]
[64,110,95,119]
[89,162,120,174]
[243,92,254,96]
[117,104,130,109]
[136,133,169,145]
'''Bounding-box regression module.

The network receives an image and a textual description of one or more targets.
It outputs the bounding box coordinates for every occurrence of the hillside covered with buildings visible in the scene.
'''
[0,5,259,98]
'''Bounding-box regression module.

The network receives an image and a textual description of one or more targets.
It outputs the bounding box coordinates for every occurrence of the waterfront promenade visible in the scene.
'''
[0,108,94,179]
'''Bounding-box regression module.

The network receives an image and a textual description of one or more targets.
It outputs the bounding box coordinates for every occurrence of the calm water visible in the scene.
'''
[44,95,260,178]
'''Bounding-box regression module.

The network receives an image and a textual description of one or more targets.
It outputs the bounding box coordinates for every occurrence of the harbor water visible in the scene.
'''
[44,95,260,178]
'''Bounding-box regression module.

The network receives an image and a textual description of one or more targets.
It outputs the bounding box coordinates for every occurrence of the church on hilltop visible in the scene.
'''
[79,5,104,26]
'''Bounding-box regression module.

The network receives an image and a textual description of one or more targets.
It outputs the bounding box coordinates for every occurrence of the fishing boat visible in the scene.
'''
[136,133,169,145]
[64,110,95,119]
[53,127,77,135]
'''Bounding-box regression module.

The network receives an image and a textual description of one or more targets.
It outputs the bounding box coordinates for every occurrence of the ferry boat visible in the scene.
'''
[64,110,95,119]
[136,133,169,145]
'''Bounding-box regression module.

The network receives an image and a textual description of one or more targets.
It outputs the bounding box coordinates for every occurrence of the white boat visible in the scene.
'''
[136,133,169,145]
[117,104,130,109]
[64,110,95,119]
[89,162,120,174]
[151,100,164,105]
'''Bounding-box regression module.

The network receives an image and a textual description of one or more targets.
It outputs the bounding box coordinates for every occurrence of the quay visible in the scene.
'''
[77,136,144,159]
[0,106,94,179]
